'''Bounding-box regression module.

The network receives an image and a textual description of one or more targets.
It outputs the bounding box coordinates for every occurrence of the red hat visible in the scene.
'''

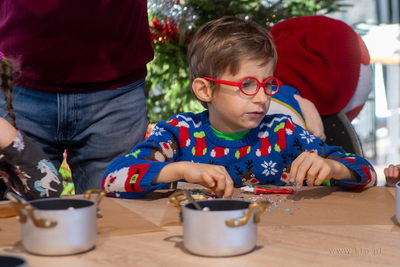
[270,15,369,115]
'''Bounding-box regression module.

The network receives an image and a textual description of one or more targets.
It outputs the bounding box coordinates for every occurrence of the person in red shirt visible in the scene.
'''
[0,1,154,194]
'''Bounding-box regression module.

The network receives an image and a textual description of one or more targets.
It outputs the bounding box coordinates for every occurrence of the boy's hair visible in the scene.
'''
[187,16,278,108]
[0,55,16,127]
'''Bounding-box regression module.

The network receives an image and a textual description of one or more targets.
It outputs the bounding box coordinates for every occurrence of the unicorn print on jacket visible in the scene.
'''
[35,159,61,197]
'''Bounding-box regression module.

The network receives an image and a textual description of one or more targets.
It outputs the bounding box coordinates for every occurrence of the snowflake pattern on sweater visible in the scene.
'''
[102,111,377,198]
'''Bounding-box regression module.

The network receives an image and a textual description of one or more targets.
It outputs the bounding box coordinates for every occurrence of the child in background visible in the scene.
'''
[384,164,400,187]
[0,51,63,200]
[102,16,377,199]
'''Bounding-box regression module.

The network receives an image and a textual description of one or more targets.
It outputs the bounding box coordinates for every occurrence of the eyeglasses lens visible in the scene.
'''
[240,78,259,95]
[240,78,279,95]
[267,78,279,95]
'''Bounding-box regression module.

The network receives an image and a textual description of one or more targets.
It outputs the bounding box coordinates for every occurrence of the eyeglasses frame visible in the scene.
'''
[203,76,282,96]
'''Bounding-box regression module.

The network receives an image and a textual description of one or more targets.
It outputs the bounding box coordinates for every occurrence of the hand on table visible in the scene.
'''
[155,161,234,198]
[289,151,334,188]
[181,162,234,198]
[289,151,359,188]
[384,164,400,187]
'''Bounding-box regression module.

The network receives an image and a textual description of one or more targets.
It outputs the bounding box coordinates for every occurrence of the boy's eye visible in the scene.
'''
[242,81,251,88]
[241,78,258,90]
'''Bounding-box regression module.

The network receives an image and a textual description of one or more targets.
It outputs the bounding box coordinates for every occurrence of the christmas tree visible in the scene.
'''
[146,0,351,123]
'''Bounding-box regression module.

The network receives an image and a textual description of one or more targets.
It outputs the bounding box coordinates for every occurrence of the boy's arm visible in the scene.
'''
[325,158,360,182]
[285,117,376,189]
[289,151,361,188]
[103,114,235,199]
[102,118,187,198]
[102,133,234,198]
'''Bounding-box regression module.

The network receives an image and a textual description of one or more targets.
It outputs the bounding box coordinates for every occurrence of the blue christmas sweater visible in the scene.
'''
[102,111,377,198]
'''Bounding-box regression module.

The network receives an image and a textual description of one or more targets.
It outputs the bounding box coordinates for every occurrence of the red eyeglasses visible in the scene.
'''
[204,76,282,96]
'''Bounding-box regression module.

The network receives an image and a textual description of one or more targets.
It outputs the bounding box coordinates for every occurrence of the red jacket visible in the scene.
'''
[0,0,154,92]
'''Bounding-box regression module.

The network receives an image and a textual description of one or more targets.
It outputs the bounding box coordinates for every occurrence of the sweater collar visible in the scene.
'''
[200,110,260,148]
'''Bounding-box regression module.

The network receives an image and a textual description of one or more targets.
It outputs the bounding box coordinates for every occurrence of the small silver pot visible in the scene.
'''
[10,189,105,256]
[170,191,270,257]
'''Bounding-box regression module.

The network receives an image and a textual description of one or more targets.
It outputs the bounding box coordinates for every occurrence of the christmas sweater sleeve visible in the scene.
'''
[282,116,377,189]
[102,117,184,199]
[0,131,63,200]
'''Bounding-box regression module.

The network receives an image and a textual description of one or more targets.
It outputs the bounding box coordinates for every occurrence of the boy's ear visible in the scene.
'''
[192,78,212,103]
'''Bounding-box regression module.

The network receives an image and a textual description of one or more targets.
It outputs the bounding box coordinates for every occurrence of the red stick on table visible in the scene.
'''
[241,186,295,195]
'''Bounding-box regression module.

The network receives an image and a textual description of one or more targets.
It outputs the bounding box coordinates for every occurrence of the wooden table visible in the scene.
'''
[1,186,400,267]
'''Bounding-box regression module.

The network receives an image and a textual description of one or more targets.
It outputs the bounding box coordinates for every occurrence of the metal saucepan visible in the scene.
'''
[170,191,270,257]
[7,189,105,256]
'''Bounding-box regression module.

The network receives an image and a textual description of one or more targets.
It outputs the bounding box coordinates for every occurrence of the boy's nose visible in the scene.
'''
[252,86,269,103]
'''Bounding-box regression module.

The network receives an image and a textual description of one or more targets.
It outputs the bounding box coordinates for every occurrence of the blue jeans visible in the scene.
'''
[0,78,148,194]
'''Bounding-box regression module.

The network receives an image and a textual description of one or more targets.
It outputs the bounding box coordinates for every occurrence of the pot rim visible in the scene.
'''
[28,198,96,211]
[183,199,253,212]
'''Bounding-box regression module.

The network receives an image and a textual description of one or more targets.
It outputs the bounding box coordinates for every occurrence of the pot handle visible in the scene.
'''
[6,193,57,229]
[226,200,271,228]
[84,189,106,218]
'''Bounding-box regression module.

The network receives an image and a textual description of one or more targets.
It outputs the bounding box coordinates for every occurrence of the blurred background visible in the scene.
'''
[328,0,400,185]
[58,0,400,193]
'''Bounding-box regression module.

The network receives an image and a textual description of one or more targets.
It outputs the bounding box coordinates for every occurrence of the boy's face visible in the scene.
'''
[208,59,275,133]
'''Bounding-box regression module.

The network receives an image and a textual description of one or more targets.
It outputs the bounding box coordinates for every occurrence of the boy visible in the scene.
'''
[102,16,376,199]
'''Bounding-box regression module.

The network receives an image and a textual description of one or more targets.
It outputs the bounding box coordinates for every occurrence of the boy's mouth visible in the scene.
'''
[246,112,265,119]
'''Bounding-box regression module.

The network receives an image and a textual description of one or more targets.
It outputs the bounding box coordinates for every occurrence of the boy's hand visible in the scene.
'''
[289,152,360,188]
[384,164,400,187]
[182,162,234,198]
[289,151,336,188]
[155,162,234,198]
